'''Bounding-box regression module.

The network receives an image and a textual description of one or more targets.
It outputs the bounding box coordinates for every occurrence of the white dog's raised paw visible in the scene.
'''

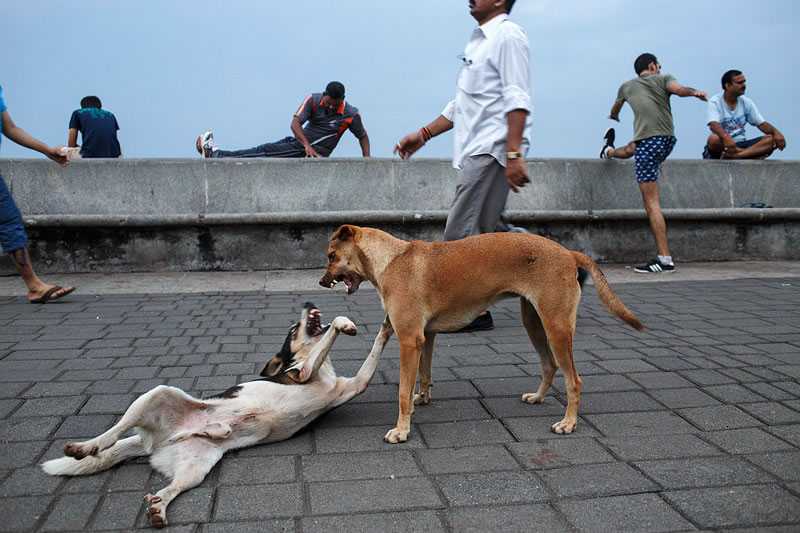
[383,427,409,443]
[333,317,357,336]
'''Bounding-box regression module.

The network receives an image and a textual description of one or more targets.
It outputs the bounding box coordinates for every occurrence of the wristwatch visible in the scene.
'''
[506,151,522,160]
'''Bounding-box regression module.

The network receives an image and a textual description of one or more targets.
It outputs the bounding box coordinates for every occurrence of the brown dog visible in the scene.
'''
[320,225,644,442]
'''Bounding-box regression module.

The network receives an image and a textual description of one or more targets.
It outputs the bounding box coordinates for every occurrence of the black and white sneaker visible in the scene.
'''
[634,259,675,274]
[600,127,615,159]
[197,131,216,158]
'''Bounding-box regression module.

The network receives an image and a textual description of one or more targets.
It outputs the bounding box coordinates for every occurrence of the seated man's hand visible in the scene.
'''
[774,131,787,150]
[304,145,322,158]
[722,136,739,157]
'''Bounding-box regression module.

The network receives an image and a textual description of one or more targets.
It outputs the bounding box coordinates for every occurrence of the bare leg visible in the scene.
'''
[723,135,776,159]
[638,181,670,257]
[8,247,74,303]
[607,141,635,159]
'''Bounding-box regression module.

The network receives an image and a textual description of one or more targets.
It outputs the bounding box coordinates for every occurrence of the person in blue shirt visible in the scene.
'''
[66,95,122,158]
[0,84,75,303]
[704,70,786,159]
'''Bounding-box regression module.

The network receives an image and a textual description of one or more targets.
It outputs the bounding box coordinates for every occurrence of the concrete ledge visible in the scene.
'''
[1,157,797,272]
[22,207,800,227]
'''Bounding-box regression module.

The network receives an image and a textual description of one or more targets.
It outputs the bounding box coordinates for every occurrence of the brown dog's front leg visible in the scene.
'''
[384,335,423,443]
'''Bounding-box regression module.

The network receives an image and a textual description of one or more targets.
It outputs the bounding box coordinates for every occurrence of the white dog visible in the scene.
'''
[42,302,392,527]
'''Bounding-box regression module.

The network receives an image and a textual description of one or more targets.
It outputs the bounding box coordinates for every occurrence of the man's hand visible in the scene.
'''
[505,158,530,193]
[45,145,69,167]
[694,90,708,102]
[722,136,739,157]
[393,130,426,160]
[304,145,322,158]
[774,130,787,150]
[608,114,620,122]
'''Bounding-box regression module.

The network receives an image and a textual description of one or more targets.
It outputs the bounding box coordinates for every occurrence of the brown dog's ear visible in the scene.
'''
[332,224,356,242]
[260,356,284,377]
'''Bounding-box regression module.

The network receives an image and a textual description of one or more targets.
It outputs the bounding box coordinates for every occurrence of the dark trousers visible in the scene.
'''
[212,136,309,158]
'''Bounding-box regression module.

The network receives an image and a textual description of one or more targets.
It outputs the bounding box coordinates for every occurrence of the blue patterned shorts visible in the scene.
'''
[634,136,676,183]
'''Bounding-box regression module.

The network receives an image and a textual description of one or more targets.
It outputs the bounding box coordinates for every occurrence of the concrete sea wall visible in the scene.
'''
[1,157,798,273]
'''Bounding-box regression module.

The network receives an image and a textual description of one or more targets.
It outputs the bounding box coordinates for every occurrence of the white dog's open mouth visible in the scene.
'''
[306,307,330,336]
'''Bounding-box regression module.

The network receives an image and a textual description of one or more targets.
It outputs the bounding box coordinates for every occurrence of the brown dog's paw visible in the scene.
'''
[413,393,430,406]
[551,418,577,435]
[383,427,409,443]
[521,392,545,404]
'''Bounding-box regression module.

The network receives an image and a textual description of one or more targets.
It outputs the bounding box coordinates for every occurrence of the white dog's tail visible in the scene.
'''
[41,436,147,476]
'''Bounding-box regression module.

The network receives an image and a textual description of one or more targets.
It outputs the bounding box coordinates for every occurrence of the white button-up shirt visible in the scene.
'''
[442,13,533,170]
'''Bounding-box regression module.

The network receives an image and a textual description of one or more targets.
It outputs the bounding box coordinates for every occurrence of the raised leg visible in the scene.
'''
[330,316,394,408]
[414,331,436,405]
[519,298,559,405]
[145,442,224,527]
[64,385,199,459]
[294,316,357,382]
[607,141,635,159]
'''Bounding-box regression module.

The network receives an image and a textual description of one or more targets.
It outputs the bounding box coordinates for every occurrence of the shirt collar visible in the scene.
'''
[477,12,509,39]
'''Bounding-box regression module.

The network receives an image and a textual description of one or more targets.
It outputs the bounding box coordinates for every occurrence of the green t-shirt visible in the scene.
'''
[616,74,676,141]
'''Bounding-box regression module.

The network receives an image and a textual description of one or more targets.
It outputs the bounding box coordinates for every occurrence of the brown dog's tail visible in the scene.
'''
[572,251,645,332]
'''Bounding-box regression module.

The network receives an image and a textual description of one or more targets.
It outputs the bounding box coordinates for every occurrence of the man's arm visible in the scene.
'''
[68,128,79,148]
[393,114,453,160]
[667,81,707,101]
[708,121,738,154]
[608,100,624,122]
[758,121,787,150]
[1,110,68,166]
[505,109,530,193]
[358,134,370,157]
[290,116,322,158]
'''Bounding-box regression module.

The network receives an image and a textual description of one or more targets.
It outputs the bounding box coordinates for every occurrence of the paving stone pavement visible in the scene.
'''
[1,274,799,531]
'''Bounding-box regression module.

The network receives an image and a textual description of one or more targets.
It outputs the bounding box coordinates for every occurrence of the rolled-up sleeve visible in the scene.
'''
[498,29,532,115]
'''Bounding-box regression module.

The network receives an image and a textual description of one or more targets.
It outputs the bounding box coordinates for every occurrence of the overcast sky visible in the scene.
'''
[2,0,798,161]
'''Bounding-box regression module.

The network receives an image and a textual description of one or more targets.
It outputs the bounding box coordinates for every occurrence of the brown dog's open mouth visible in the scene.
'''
[333,275,361,295]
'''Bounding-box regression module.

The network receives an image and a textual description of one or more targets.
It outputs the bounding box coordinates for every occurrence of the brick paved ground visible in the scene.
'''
[1,276,799,531]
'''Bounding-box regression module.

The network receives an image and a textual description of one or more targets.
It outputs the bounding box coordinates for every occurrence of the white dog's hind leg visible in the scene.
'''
[146,443,224,527]
[65,385,198,460]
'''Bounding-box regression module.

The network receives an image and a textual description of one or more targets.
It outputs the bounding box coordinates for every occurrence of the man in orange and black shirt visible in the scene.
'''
[197,81,370,158]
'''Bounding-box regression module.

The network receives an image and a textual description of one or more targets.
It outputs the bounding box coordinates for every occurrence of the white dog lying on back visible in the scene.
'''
[42,302,392,528]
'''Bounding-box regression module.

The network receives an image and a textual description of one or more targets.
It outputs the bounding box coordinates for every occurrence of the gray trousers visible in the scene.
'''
[443,154,522,241]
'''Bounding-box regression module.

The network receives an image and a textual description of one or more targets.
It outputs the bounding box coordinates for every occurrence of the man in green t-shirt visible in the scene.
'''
[599,53,706,274]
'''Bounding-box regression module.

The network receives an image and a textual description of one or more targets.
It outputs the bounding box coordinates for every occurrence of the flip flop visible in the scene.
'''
[30,286,76,304]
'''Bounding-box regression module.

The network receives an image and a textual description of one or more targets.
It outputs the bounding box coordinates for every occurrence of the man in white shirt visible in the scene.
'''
[394,0,531,332]
[704,70,786,159]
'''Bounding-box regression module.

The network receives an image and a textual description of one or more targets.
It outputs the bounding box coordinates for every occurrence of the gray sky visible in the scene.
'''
[2,0,798,160]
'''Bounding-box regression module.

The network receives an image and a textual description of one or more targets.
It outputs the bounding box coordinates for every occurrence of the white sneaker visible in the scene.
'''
[600,127,615,159]
[197,131,215,158]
